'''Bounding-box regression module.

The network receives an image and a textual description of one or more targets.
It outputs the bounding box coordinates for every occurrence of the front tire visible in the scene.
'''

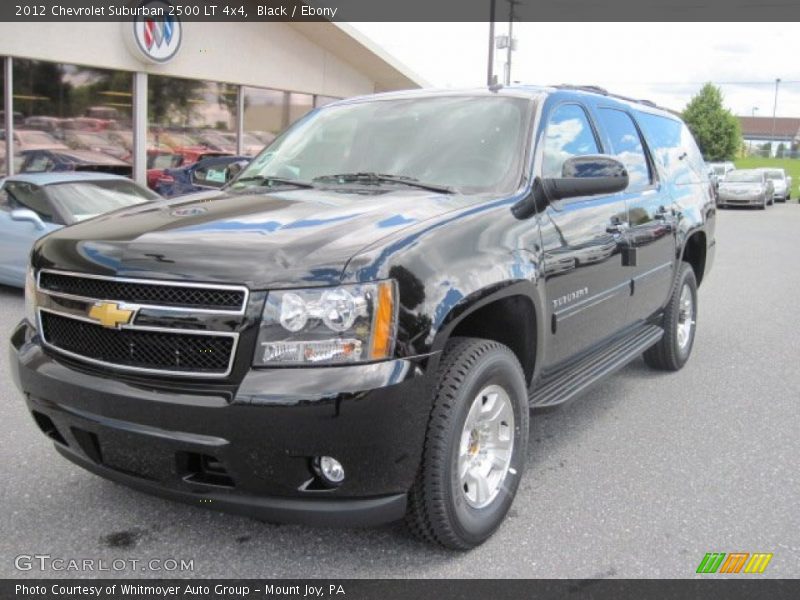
[645,262,698,371]
[406,337,529,550]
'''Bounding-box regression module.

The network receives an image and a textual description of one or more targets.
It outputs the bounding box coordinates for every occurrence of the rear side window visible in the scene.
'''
[542,104,600,178]
[23,153,55,173]
[597,108,652,191]
[636,112,706,185]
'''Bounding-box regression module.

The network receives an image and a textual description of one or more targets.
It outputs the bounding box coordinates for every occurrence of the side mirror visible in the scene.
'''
[512,155,629,219]
[11,208,46,230]
[543,155,629,201]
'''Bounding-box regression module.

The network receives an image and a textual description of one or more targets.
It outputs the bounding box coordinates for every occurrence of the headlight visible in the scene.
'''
[254,280,397,366]
[25,267,37,328]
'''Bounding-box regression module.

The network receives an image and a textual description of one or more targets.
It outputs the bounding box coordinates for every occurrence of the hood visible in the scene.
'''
[720,181,763,190]
[33,186,477,288]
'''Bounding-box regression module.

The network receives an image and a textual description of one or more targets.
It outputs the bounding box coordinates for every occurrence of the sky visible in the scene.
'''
[351,23,799,118]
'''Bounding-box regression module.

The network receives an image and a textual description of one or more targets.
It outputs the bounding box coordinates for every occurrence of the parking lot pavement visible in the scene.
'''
[2,204,799,579]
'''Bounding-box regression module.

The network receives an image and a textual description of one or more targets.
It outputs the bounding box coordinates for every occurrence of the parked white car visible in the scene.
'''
[708,161,736,181]
[760,168,792,202]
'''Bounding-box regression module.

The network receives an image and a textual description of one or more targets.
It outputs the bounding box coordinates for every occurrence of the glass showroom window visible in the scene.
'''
[242,87,284,151]
[147,75,239,185]
[7,59,133,175]
[314,95,340,108]
[288,92,314,126]
[242,87,316,155]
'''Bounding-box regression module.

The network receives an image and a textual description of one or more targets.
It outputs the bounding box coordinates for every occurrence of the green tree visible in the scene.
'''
[681,83,742,161]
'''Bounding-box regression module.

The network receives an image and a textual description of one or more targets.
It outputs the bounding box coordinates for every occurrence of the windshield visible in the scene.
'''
[764,170,783,180]
[232,95,532,195]
[46,180,157,223]
[725,171,761,183]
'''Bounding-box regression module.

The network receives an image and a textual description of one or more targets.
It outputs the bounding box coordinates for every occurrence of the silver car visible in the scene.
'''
[717,169,774,209]
[760,168,792,203]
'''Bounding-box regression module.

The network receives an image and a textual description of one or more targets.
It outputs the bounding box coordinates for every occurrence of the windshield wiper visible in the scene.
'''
[312,172,456,194]
[233,176,315,189]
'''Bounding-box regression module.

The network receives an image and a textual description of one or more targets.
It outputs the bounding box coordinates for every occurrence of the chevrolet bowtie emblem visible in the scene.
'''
[88,302,134,329]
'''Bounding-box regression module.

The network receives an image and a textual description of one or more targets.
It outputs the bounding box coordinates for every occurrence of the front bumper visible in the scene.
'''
[10,320,434,527]
[717,192,764,206]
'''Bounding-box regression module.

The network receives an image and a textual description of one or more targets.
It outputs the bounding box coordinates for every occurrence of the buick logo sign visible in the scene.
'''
[123,0,182,64]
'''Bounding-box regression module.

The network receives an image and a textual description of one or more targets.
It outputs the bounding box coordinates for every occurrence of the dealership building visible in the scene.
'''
[0,19,424,184]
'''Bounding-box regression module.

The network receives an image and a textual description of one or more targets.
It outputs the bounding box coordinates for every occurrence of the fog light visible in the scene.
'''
[316,456,345,485]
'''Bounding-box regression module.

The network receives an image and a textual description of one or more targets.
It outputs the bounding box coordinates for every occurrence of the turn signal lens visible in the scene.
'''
[370,281,396,360]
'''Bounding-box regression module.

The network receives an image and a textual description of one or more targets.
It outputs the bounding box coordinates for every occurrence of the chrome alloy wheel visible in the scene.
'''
[676,283,695,350]
[458,384,515,509]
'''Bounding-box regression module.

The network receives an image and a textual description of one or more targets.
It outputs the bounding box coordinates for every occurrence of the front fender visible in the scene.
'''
[342,199,546,376]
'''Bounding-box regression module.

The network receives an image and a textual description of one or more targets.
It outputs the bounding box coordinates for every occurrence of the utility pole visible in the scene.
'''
[771,78,781,157]
[750,107,758,154]
[487,0,496,86]
[504,0,520,85]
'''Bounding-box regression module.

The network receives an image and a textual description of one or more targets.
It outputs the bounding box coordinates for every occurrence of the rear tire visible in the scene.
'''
[405,337,529,550]
[644,262,698,372]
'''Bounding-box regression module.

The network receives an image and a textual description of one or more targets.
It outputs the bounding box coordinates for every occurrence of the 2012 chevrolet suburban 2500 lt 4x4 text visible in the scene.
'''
[11,85,715,550]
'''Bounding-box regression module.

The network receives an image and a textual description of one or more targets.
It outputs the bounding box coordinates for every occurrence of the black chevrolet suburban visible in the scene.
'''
[11,85,715,550]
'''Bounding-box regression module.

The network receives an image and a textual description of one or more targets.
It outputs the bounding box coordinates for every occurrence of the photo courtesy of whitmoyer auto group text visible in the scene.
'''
[0,0,798,598]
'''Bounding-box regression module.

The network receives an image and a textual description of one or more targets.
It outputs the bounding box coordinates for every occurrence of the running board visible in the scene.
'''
[529,324,663,409]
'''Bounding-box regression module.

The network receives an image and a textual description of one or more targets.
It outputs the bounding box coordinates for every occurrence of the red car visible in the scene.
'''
[146,148,233,190]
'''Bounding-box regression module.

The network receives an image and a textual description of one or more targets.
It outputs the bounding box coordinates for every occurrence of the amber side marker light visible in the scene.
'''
[369,281,396,360]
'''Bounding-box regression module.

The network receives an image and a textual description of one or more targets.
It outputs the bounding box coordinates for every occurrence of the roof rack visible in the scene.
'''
[551,84,661,110]
[553,84,609,95]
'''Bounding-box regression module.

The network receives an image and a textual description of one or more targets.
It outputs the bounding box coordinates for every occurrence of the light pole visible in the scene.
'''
[771,78,781,157]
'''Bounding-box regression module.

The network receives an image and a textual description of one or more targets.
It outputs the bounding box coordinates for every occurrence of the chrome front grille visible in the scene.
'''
[39,270,247,313]
[40,311,235,374]
[36,270,248,378]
